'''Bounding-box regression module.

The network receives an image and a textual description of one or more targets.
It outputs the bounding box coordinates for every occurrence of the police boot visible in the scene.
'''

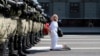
[32,34,38,44]
[29,32,36,45]
[17,36,26,56]
[26,34,32,48]
[18,50,26,56]
[0,44,3,56]
[22,46,30,54]
[40,30,44,38]
[13,34,18,50]
[22,36,28,49]
[9,53,18,56]
[29,32,35,46]
[22,38,30,54]
[8,37,18,56]
[35,36,40,43]
[35,32,41,43]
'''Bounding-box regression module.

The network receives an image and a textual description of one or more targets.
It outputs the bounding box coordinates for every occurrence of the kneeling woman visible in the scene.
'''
[49,14,71,50]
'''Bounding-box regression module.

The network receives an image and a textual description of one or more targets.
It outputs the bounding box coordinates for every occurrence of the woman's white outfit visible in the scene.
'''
[50,21,63,49]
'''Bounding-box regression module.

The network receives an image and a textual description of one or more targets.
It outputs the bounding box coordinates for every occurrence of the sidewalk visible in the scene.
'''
[61,27,100,34]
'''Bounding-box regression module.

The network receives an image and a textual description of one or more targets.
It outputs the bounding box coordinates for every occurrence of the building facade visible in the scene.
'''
[39,0,100,27]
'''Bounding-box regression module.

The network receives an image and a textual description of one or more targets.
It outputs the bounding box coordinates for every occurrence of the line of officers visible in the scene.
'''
[0,0,50,56]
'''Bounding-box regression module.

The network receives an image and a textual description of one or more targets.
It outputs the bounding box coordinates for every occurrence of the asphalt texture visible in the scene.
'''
[27,35,100,56]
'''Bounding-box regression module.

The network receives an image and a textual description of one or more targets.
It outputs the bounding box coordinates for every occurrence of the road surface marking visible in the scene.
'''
[41,39,100,41]
[27,47,100,50]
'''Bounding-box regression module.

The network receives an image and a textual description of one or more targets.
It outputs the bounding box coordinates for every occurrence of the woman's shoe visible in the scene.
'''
[63,44,71,50]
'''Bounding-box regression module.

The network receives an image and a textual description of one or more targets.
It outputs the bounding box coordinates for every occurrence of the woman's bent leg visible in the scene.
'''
[51,34,58,49]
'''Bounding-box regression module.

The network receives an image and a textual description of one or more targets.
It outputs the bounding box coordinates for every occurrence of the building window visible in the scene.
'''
[61,19,100,27]
[84,0,97,2]
[70,2,80,13]
[40,3,49,14]
[69,2,80,18]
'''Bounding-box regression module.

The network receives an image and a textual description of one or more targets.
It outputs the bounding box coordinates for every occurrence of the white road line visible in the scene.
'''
[27,47,100,50]
[41,39,100,41]
[72,47,100,49]
[38,42,100,44]
[43,38,100,39]
[44,35,100,38]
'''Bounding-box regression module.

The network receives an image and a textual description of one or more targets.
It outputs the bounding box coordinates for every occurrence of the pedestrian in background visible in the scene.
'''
[49,14,71,50]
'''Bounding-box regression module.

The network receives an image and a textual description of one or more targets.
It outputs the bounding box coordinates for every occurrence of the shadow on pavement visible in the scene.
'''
[27,50,50,54]
[27,49,71,54]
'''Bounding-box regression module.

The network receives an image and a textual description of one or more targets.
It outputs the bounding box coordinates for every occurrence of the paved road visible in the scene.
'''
[27,35,100,56]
